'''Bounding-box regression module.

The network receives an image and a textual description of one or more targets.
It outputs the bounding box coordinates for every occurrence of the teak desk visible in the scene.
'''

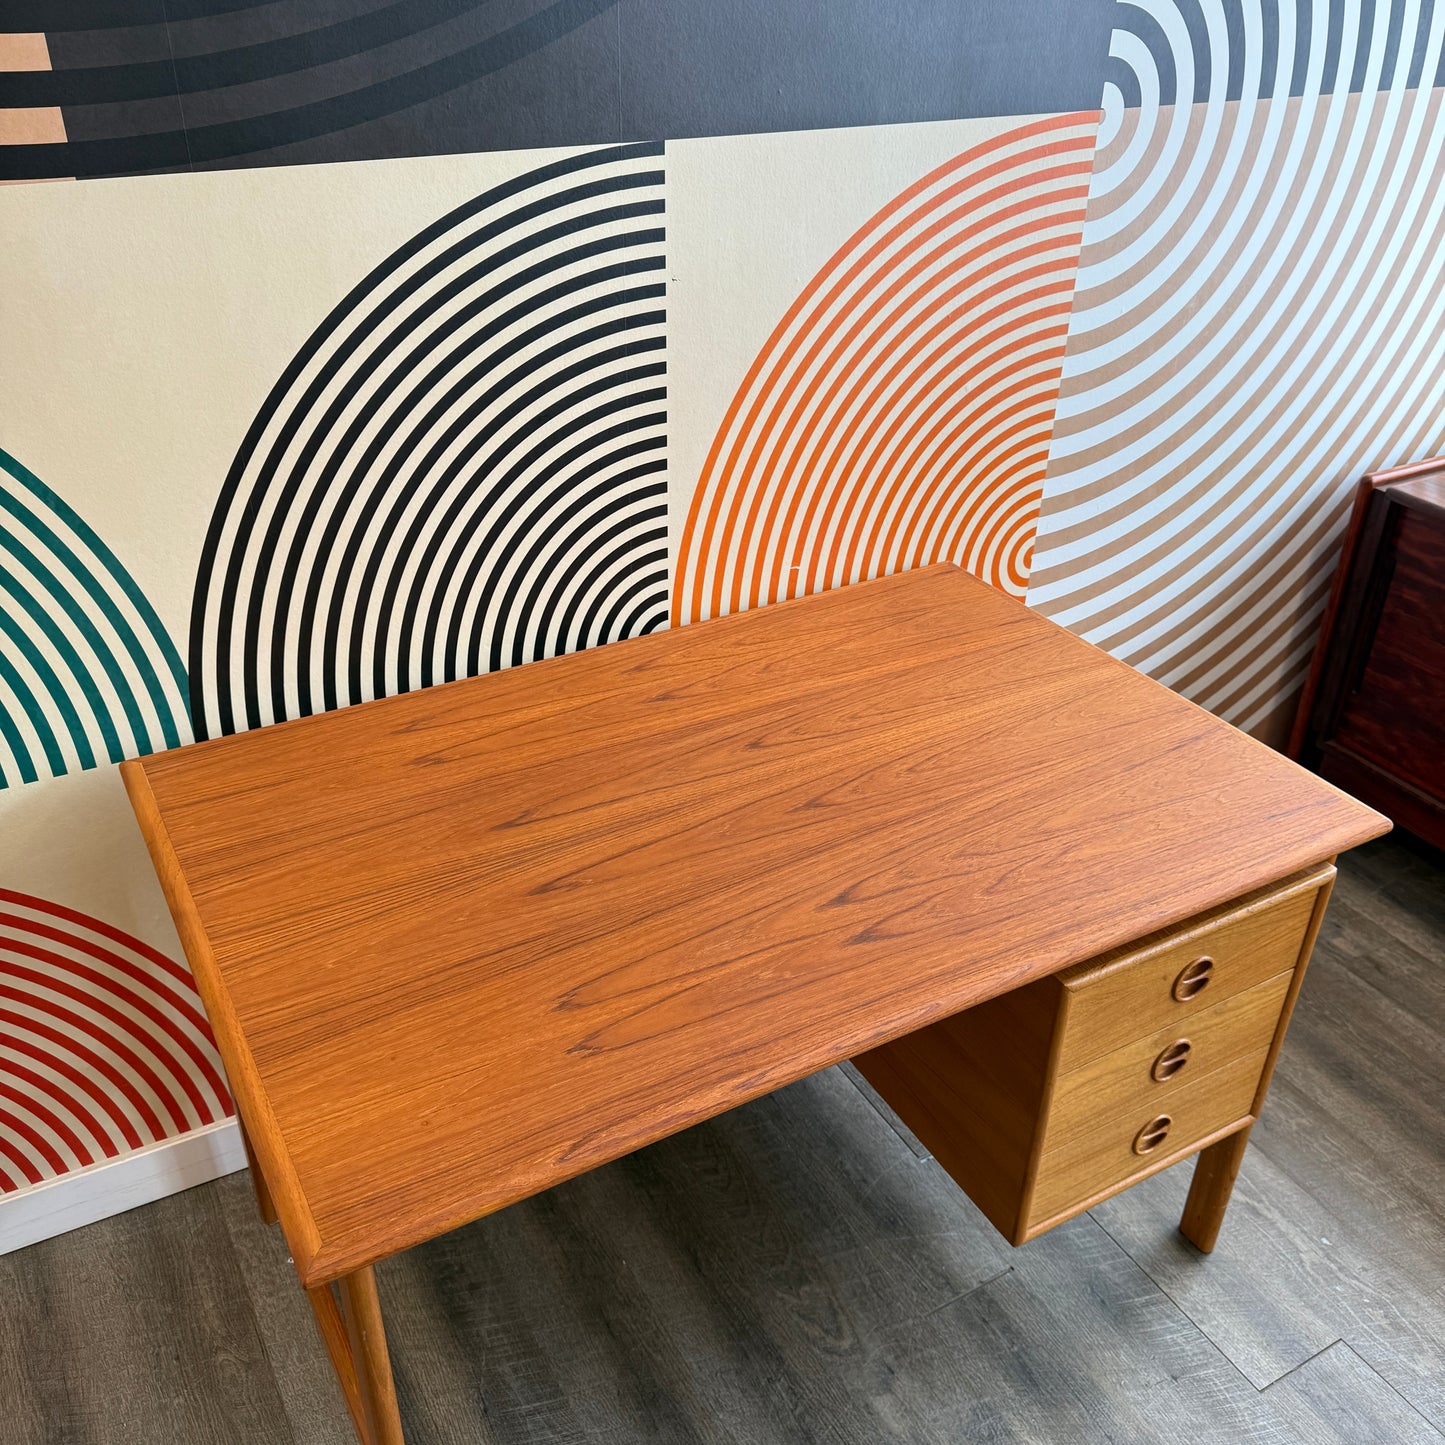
[122,566,1388,1444]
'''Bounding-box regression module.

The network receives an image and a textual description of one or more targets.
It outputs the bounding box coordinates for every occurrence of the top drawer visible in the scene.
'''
[1053,866,1332,1074]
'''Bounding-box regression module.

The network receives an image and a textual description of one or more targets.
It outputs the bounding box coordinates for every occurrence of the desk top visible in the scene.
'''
[122,565,1387,1285]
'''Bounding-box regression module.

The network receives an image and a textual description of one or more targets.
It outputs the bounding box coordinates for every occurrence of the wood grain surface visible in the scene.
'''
[853,874,1322,1247]
[852,976,1057,1240]
[1030,1048,1264,1225]
[121,564,1388,1286]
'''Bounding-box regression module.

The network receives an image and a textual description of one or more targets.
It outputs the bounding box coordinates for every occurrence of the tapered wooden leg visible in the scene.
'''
[1181,869,1336,1254]
[339,1267,405,1445]
[1179,1123,1253,1253]
[303,1267,403,1444]
[236,1116,278,1226]
[307,1283,373,1442]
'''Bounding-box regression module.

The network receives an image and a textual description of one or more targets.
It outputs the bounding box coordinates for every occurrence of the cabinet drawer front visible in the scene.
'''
[1047,971,1290,1135]
[1027,1049,1266,1231]
[1054,878,1323,1072]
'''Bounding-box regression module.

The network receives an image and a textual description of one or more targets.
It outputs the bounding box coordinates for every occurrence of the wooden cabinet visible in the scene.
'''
[1291,459,1445,848]
[852,865,1334,1245]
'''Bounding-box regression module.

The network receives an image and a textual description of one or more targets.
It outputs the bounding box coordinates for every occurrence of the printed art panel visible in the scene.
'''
[1,116,1107,1196]
[0,768,233,1192]
[190,142,670,738]
[0,139,683,1193]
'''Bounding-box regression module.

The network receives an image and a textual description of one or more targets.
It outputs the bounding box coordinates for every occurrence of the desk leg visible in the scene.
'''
[308,1283,373,1442]
[1181,867,1334,1253]
[1179,1124,1252,1253]
[236,1116,278,1226]
[306,1266,405,1445]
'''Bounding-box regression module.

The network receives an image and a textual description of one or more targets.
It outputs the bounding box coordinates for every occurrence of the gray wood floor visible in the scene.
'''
[2,835,1441,1444]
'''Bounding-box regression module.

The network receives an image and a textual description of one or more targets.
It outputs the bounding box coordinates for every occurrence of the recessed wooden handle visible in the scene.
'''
[1172,956,1214,1002]
[1151,1039,1192,1082]
[1133,1114,1172,1155]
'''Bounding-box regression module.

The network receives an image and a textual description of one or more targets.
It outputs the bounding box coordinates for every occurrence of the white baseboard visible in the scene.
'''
[0,1119,247,1256]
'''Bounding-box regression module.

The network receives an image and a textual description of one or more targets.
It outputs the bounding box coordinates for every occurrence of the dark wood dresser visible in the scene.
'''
[1290,458,1445,848]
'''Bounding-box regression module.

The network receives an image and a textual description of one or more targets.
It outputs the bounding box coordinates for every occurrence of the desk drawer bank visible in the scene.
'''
[855,863,1331,1248]
[122,565,1387,1445]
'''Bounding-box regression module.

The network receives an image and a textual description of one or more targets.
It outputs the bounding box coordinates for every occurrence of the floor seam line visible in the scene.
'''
[1329,1339,1445,1438]
[1087,1207,1288,1396]
[1258,1338,1345,1391]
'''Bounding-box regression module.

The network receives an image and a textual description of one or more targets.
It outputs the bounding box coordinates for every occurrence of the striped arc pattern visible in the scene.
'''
[0,0,617,182]
[1028,0,1445,739]
[0,889,232,1195]
[0,448,191,789]
[673,112,1099,628]
[190,143,668,742]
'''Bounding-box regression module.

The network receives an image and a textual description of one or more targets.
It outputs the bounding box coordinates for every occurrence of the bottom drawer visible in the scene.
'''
[1026,1048,1266,1232]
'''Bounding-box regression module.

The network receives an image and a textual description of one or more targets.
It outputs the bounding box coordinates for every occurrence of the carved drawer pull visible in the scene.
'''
[1151,1039,1192,1082]
[1133,1114,1173,1156]
[1172,956,1214,1002]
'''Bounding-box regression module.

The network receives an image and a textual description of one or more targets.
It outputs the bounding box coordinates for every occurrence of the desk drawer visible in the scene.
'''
[1027,1048,1267,1230]
[1053,880,1320,1073]
[1045,971,1291,1134]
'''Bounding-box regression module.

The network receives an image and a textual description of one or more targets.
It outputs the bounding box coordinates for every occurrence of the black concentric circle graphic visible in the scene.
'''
[189,141,667,740]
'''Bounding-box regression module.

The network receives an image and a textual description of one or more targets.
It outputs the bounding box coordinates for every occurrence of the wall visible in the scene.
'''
[1,0,1442,1243]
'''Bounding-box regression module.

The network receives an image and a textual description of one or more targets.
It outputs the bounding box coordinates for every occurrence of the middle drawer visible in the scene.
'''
[1045,970,1292,1135]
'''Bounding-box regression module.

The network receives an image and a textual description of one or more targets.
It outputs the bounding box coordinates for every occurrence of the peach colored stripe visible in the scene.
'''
[1093,103,1141,176]
[0,32,51,69]
[0,107,65,145]
[0,32,72,179]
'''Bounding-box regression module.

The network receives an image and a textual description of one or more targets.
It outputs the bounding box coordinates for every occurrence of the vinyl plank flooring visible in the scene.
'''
[216,1171,355,1445]
[1338,836,1445,958]
[0,1181,293,1444]
[604,1068,1017,1444]
[1090,1156,1338,1386]
[872,1212,1295,1445]
[368,1064,972,1445]
[1090,1147,1445,1421]
[386,1168,721,1445]
[1255,926,1445,1273]
[836,1060,932,1160]
[375,1068,1282,1445]
[1262,1342,1445,1445]
[1345,1327,1445,1440]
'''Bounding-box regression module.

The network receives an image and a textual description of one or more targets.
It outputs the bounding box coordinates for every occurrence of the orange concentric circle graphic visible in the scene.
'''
[674,112,1098,625]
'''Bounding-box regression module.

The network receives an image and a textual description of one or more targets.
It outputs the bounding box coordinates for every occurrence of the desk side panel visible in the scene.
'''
[852,977,1061,1244]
